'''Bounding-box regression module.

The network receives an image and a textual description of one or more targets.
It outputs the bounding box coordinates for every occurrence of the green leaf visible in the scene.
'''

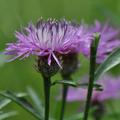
[95,48,120,81]
[80,83,103,91]
[0,92,27,110]
[15,93,27,97]
[52,80,77,87]
[0,91,42,120]
[0,111,17,120]
[52,80,103,90]
[0,99,11,110]
[27,87,44,119]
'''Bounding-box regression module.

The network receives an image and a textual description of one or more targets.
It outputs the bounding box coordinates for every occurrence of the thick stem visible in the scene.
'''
[43,76,51,120]
[60,76,71,120]
[83,33,100,120]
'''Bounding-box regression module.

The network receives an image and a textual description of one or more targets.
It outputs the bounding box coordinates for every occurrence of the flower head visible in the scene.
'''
[4,18,91,68]
[83,21,120,63]
[67,75,120,102]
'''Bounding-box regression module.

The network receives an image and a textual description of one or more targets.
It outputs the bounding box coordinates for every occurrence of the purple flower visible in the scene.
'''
[4,18,91,68]
[83,21,120,63]
[67,75,120,102]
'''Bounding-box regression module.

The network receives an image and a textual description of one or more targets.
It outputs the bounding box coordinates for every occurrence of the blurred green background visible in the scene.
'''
[0,0,120,120]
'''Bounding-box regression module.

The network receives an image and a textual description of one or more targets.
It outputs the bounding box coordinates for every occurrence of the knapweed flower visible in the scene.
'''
[83,21,120,63]
[4,18,91,69]
[67,75,120,102]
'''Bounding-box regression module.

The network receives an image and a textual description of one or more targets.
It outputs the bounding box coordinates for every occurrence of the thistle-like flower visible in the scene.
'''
[83,21,120,63]
[4,18,91,69]
[67,75,120,102]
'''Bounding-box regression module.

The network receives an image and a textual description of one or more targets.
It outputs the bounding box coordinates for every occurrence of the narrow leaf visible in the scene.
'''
[52,80,103,90]
[0,99,11,110]
[52,80,77,87]
[95,48,120,81]
[27,87,44,118]
[0,111,17,120]
[79,83,103,91]
[0,91,42,120]
[0,92,27,110]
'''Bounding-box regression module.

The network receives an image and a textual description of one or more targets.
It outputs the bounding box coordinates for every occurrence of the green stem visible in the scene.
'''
[60,76,71,120]
[43,76,51,120]
[83,33,100,120]
[60,85,68,120]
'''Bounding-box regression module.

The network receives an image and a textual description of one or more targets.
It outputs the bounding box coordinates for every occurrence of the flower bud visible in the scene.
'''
[61,53,79,78]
